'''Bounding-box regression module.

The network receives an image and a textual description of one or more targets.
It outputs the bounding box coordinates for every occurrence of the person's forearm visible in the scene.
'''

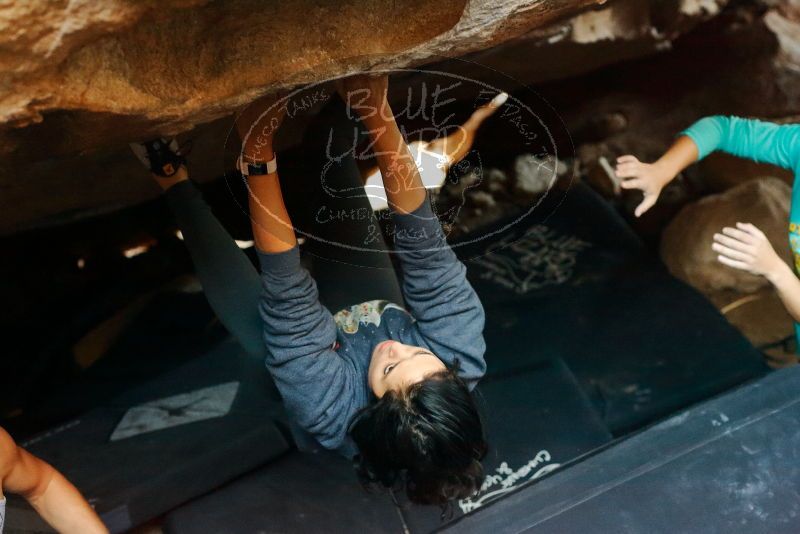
[237,127,296,253]
[361,104,427,214]
[766,262,800,323]
[246,172,297,253]
[651,135,700,188]
[27,467,107,534]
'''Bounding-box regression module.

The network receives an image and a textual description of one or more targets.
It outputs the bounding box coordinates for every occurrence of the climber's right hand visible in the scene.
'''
[615,155,673,217]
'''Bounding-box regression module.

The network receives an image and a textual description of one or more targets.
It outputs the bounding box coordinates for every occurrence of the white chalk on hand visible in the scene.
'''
[490,92,509,108]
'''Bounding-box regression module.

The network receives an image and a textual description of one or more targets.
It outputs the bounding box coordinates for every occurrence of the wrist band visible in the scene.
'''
[238,154,277,176]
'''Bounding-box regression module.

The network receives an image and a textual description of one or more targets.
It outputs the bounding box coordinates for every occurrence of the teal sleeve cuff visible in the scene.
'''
[680,115,727,161]
[679,129,712,161]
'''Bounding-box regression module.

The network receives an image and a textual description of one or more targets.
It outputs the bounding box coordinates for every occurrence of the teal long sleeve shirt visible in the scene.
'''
[681,115,800,346]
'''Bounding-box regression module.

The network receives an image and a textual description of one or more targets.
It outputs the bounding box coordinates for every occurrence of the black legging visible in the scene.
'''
[164,97,403,362]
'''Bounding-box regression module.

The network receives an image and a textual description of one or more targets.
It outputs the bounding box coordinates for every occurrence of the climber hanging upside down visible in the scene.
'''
[616,115,800,351]
[131,74,489,506]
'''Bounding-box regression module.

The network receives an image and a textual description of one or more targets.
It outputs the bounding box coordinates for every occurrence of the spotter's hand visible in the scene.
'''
[712,222,785,280]
[615,155,672,217]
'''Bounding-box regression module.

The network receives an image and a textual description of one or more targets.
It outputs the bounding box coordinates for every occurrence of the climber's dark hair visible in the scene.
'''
[349,363,487,506]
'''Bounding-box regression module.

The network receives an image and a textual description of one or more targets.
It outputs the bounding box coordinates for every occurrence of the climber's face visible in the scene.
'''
[368,340,446,398]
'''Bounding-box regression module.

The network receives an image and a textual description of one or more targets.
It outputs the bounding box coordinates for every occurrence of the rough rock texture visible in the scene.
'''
[449,0,729,90]
[0,0,610,152]
[0,0,732,235]
[660,178,793,294]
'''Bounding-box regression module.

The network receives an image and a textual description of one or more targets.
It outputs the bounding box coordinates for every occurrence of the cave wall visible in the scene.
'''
[0,0,734,235]
[3,0,800,236]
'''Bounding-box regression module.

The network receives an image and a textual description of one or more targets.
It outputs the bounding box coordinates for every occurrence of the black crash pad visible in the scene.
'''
[554,265,767,434]
[165,358,612,533]
[164,451,404,534]
[24,289,230,434]
[5,338,288,534]
[453,180,643,308]
[477,263,767,435]
[455,181,767,434]
[443,366,800,534]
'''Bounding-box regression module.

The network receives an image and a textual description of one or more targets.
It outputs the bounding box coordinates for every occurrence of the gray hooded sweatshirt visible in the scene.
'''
[256,196,486,453]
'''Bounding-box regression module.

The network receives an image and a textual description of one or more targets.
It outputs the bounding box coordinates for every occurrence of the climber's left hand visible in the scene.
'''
[712,222,786,281]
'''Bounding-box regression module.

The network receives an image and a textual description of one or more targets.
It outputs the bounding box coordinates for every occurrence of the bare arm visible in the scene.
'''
[1,428,107,534]
[338,75,426,214]
[236,97,353,447]
[618,116,800,217]
[769,262,800,323]
[235,96,296,253]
